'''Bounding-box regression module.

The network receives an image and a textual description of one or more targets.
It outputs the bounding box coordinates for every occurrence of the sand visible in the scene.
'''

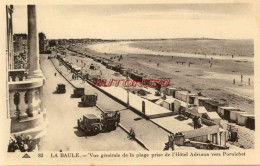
[71,39,254,115]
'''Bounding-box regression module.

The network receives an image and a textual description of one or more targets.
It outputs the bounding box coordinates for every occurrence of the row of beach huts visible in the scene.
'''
[58,47,255,131]
[159,87,255,130]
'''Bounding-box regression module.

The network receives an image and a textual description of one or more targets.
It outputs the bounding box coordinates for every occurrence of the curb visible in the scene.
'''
[118,123,149,151]
[149,119,173,134]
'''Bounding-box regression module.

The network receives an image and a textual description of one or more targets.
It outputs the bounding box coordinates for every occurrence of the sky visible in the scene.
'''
[12,3,255,39]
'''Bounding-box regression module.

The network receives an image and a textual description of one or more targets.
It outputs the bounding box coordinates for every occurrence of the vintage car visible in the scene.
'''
[56,84,66,93]
[78,114,102,134]
[81,94,98,107]
[73,87,85,98]
[77,111,120,134]
[101,111,120,131]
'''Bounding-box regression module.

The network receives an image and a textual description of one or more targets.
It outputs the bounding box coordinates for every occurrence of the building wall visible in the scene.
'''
[13,34,27,54]
[39,32,46,53]
[6,5,14,69]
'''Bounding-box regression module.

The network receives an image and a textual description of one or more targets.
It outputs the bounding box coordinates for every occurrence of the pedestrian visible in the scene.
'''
[192,116,195,129]
[128,128,133,139]
[197,116,202,128]
[54,72,56,76]
[169,134,175,150]
[248,78,250,86]
[193,116,197,129]
[233,79,235,85]
[131,129,136,138]
[210,63,212,68]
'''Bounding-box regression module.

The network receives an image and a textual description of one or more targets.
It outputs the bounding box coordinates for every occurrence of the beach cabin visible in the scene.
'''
[160,97,176,112]
[174,100,188,112]
[102,59,112,66]
[188,106,207,117]
[142,77,156,87]
[186,93,196,104]
[199,98,227,112]
[230,110,246,123]
[165,87,177,96]
[113,64,123,73]
[95,57,102,63]
[204,112,221,125]
[106,63,114,69]
[120,68,129,76]
[218,107,240,120]
[175,91,189,102]
[237,114,254,126]
[246,116,255,130]
[130,72,144,83]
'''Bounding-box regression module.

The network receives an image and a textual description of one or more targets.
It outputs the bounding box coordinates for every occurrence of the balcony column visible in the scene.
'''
[27,5,43,78]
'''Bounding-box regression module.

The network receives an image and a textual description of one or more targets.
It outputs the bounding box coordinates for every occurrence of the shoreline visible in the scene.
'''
[86,41,253,62]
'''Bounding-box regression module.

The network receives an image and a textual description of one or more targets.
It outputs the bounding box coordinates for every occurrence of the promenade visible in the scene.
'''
[50,55,196,150]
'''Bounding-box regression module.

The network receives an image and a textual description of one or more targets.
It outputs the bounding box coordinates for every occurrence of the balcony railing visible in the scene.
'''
[8,69,28,82]
[8,69,46,139]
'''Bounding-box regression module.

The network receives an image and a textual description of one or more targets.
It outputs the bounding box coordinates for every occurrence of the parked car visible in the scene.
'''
[56,84,66,93]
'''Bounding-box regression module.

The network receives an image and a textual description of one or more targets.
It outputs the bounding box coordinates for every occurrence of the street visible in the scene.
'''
[49,51,197,150]
[39,54,143,151]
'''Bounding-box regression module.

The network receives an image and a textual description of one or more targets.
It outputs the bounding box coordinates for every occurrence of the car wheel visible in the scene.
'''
[112,123,117,130]
[92,126,100,134]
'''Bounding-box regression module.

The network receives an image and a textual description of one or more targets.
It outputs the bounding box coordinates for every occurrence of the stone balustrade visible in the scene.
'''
[8,69,28,82]
[6,5,47,149]
[8,74,46,138]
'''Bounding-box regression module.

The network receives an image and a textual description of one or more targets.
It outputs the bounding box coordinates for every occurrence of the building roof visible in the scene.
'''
[219,106,237,110]
[165,97,176,103]
[207,112,221,120]
[198,106,208,114]
[84,114,99,119]
[176,90,189,95]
